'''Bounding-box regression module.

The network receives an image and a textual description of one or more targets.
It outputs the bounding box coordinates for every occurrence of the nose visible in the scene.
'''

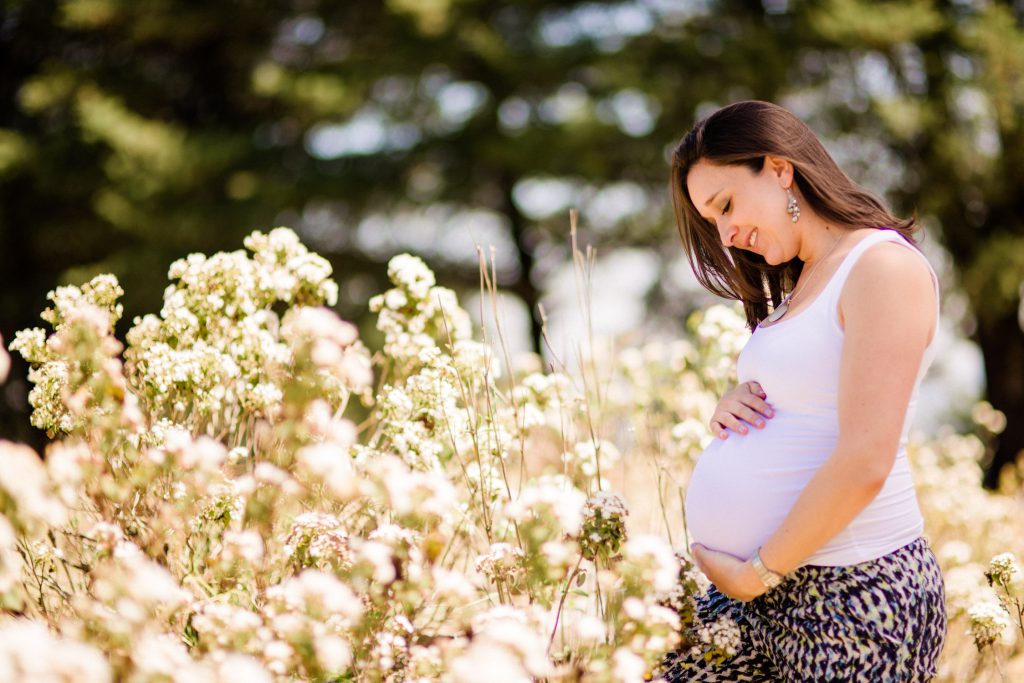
[718,219,737,247]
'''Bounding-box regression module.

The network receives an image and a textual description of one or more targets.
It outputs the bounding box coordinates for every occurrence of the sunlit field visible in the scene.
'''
[1,228,1021,682]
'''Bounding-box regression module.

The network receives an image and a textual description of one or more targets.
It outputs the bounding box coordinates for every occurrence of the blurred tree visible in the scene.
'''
[798,0,1024,487]
[1,0,1021,486]
[0,0,804,447]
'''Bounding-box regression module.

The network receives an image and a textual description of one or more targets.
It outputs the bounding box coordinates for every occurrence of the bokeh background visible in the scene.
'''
[1,0,1022,486]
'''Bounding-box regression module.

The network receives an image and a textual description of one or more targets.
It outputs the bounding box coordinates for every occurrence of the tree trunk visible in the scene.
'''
[976,312,1024,489]
[499,171,544,355]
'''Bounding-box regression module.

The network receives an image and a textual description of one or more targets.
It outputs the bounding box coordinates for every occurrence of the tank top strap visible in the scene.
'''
[823,229,906,298]
[822,228,940,345]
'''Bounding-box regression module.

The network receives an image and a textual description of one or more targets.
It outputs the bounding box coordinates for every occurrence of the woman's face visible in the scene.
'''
[686,156,796,266]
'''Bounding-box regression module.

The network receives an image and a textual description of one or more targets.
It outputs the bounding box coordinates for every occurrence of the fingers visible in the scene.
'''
[713,400,773,434]
[713,412,749,437]
[711,381,775,439]
[736,383,774,421]
[746,381,766,399]
[690,544,709,575]
[733,403,771,429]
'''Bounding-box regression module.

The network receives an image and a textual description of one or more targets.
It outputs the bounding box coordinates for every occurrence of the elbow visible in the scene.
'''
[861,465,889,495]
[834,443,896,494]
[864,454,897,495]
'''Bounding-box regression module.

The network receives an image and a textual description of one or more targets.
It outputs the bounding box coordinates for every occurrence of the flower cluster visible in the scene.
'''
[579,492,629,562]
[8,234,705,681]
[693,614,743,664]
[10,275,130,437]
[3,230,1021,681]
[369,253,471,367]
[122,227,367,438]
[475,542,526,589]
[688,304,751,395]
[967,601,1014,649]
[986,552,1020,589]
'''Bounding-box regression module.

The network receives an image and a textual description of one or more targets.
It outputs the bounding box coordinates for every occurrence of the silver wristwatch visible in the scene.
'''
[751,548,785,590]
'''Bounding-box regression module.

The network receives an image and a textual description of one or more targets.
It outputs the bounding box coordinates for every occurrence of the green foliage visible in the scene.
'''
[963,4,1024,134]
[2,0,1024,475]
[962,234,1024,322]
[809,0,945,48]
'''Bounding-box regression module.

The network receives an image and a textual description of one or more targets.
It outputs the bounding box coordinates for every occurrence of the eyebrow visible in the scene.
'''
[704,188,724,207]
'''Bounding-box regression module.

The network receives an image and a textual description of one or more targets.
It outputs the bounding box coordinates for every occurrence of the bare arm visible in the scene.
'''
[758,242,937,576]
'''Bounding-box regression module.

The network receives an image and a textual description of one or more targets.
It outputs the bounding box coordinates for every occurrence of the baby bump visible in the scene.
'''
[684,414,838,560]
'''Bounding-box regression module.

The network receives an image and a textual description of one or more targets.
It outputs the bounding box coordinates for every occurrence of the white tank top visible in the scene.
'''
[684,228,940,567]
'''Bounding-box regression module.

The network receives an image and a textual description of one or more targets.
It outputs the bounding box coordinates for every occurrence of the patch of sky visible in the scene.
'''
[277,15,325,46]
[513,176,650,230]
[296,200,350,253]
[440,208,520,273]
[641,0,711,24]
[512,177,581,220]
[854,51,899,100]
[292,16,325,44]
[828,58,871,114]
[305,108,421,159]
[823,133,904,197]
[408,66,490,134]
[894,43,928,95]
[542,248,661,357]
[954,85,1000,159]
[463,289,534,361]
[596,89,660,137]
[352,204,519,272]
[536,2,654,50]
[586,182,649,232]
[778,92,818,122]
[435,81,489,126]
[498,97,531,133]
[946,52,975,81]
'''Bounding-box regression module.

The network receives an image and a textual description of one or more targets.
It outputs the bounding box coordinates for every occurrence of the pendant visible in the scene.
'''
[764,300,789,324]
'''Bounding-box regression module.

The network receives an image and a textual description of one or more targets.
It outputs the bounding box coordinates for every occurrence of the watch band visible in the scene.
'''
[752,548,784,589]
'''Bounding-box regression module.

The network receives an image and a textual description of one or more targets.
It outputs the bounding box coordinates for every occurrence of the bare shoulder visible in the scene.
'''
[846,239,935,294]
[839,238,937,334]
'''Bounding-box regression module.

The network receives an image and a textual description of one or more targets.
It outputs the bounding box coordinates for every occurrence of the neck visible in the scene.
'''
[796,219,845,265]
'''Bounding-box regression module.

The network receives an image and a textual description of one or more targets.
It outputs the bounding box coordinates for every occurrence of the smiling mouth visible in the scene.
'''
[748,229,758,249]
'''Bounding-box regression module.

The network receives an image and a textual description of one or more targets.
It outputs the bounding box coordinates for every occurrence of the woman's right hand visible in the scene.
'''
[711,381,774,440]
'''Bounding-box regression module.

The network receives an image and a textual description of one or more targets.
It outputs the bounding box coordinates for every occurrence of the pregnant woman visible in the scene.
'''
[661,101,946,682]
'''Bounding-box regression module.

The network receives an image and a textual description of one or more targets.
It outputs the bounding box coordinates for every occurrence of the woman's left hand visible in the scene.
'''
[690,544,768,602]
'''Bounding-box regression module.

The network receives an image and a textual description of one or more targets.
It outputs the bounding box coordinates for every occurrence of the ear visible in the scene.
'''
[763,155,794,188]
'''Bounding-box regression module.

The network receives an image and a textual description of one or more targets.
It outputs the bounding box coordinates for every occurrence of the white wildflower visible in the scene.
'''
[0,440,67,531]
[987,552,1020,588]
[695,614,742,658]
[622,534,679,594]
[315,634,353,674]
[612,647,648,681]
[0,620,111,683]
[968,600,1014,648]
[475,543,525,585]
[210,654,272,683]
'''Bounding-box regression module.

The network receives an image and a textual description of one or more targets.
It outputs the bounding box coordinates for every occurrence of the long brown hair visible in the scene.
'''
[669,100,919,330]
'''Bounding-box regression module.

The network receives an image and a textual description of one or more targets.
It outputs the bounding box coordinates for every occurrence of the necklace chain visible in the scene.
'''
[763,229,845,325]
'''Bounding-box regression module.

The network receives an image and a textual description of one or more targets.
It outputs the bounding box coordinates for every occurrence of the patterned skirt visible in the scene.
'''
[660,537,947,682]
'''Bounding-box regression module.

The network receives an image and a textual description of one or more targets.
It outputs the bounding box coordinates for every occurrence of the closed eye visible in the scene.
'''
[722,199,731,214]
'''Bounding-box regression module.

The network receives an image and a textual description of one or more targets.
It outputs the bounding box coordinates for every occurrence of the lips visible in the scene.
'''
[747,228,758,249]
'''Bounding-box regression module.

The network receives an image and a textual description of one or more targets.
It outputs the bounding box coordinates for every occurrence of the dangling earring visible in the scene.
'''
[786,187,800,223]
